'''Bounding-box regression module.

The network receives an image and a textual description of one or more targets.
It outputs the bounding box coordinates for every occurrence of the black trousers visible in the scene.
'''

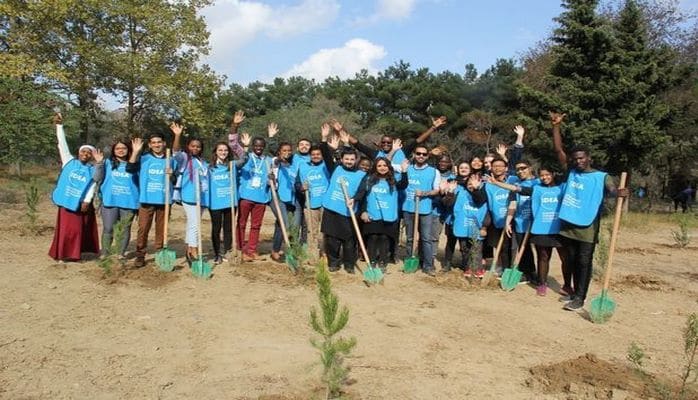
[513,231,536,279]
[562,237,596,300]
[209,207,232,256]
[366,233,390,266]
[324,234,357,270]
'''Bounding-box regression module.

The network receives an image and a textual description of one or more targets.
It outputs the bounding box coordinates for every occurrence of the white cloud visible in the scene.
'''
[202,0,340,71]
[354,0,418,25]
[282,38,387,81]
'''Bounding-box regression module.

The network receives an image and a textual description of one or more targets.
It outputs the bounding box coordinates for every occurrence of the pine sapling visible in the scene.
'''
[309,260,356,399]
[24,178,40,234]
[286,212,309,271]
[98,217,130,275]
[671,214,691,248]
[627,341,645,372]
[679,313,698,399]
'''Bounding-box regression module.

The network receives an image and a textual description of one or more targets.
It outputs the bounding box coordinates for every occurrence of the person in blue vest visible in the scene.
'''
[269,140,300,262]
[443,161,470,273]
[431,153,456,272]
[321,121,369,273]
[171,123,209,265]
[503,159,539,284]
[236,126,274,262]
[291,137,312,243]
[127,127,175,268]
[297,126,332,257]
[401,144,441,276]
[353,157,408,272]
[208,142,239,264]
[441,171,489,274]
[550,112,628,311]
[49,113,101,262]
[94,137,140,259]
[478,157,515,274]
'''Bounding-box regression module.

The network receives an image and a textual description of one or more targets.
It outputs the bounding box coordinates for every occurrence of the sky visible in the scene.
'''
[199,0,697,86]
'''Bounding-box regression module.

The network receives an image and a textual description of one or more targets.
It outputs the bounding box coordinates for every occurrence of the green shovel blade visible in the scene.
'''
[285,254,298,273]
[155,247,177,272]
[363,265,384,284]
[590,289,616,324]
[191,257,213,279]
[403,256,419,273]
[500,266,523,291]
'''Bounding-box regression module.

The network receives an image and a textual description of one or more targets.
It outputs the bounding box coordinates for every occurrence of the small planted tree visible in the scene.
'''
[679,313,698,399]
[671,214,691,248]
[309,260,356,399]
[286,212,309,271]
[23,178,41,235]
[98,217,130,275]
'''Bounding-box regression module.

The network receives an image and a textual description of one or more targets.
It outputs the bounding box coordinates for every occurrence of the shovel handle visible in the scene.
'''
[601,172,627,291]
[489,227,506,273]
[163,149,171,247]
[267,159,291,248]
[304,182,313,236]
[411,195,420,254]
[340,180,369,273]
[195,159,203,258]
[511,228,531,266]
[229,161,238,254]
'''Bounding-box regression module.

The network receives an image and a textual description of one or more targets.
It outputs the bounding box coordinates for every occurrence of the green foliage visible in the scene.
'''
[98,217,130,275]
[23,178,40,234]
[593,219,612,279]
[671,214,692,248]
[286,212,308,271]
[679,313,698,399]
[309,261,356,399]
[627,341,646,370]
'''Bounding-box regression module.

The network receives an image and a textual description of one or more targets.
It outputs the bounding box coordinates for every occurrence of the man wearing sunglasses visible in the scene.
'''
[503,160,539,284]
[400,145,441,276]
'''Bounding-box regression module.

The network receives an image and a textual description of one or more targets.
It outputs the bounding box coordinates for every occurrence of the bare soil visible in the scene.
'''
[1,182,697,399]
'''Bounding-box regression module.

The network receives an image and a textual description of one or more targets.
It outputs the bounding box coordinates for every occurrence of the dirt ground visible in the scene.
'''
[1,185,697,399]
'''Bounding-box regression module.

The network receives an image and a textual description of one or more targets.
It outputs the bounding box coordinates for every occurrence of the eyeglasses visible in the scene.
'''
[516,166,529,171]
[414,152,428,156]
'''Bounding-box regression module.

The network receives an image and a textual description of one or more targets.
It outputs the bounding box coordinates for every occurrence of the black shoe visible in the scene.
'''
[345,267,355,274]
[329,265,341,272]
[423,269,436,277]
[440,267,451,274]
[563,297,584,311]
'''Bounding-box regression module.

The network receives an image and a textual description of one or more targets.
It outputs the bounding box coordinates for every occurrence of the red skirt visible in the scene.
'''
[48,206,100,261]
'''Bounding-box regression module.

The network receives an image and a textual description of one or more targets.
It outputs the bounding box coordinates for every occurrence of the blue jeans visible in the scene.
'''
[270,200,300,252]
[403,211,434,271]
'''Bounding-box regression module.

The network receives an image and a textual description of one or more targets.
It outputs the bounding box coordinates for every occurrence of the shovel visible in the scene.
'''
[590,172,627,323]
[340,180,383,285]
[500,228,531,291]
[481,228,506,286]
[267,160,297,272]
[191,163,212,279]
[229,161,241,265]
[304,182,316,262]
[155,149,177,272]
[403,195,420,273]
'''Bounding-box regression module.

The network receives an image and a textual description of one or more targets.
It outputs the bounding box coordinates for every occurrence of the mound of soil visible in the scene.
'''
[614,274,667,291]
[90,262,180,288]
[527,353,694,399]
[231,260,316,287]
[617,247,661,255]
[419,270,504,291]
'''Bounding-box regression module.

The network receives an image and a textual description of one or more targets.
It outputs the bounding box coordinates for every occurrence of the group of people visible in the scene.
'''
[49,111,628,311]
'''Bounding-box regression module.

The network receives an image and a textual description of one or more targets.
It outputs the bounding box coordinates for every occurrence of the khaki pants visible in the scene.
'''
[135,204,166,260]
[306,207,323,259]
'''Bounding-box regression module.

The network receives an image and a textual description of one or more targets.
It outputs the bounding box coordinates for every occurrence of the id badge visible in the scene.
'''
[251,176,262,188]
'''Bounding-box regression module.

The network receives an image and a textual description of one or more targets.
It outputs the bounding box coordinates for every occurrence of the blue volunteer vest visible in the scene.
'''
[322,167,366,216]
[138,153,173,205]
[52,159,94,211]
[512,177,540,233]
[101,159,139,210]
[180,157,209,207]
[559,170,607,226]
[452,186,488,239]
[376,148,406,171]
[485,181,510,229]
[365,178,398,222]
[402,165,437,214]
[208,163,239,210]
[298,161,330,209]
[238,153,271,204]
[276,161,298,203]
[432,171,455,219]
[531,184,565,235]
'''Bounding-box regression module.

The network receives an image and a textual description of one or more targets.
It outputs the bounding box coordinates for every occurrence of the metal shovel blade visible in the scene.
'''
[403,256,419,273]
[500,266,523,291]
[590,289,617,324]
[285,253,298,273]
[155,247,177,272]
[363,265,384,284]
[191,257,213,279]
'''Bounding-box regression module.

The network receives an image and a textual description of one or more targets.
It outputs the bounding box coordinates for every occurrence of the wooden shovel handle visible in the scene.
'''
[511,228,531,266]
[412,196,420,254]
[163,149,171,246]
[230,161,238,254]
[267,160,291,248]
[340,180,370,269]
[490,227,506,272]
[601,172,627,291]
[304,182,313,236]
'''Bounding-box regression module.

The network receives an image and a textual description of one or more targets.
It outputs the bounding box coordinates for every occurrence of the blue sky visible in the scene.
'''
[200,0,697,86]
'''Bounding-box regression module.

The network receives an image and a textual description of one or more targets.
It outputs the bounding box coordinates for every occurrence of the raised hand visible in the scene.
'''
[131,137,144,154]
[327,135,340,150]
[513,125,525,137]
[468,173,482,189]
[92,149,104,163]
[267,122,278,138]
[447,180,458,192]
[233,110,245,125]
[330,119,343,133]
[495,143,507,157]
[240,132,251,147]
[321,123,331,140]
[431,115,447,129]
[400,159,409,173]
[549,111,566,126]
[52,112,63,125]
[169,122,184,136]
[392,138,403,151]
[338,129,350,145]
[431,147,443,157]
